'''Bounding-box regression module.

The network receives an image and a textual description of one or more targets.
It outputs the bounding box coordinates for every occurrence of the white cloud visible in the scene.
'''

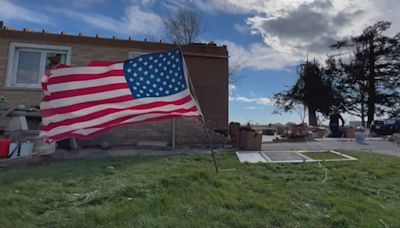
[49,5,163,37]
[199,0,400,68]
[230,96,275,106]
[246,0,369,58]
[218,40,300,70]
[244,106,257,110]
[190,0,268,14]
[233,23,250,34]
[0,0,51,24]
[55,0,107,8]
[123,6,163,36]
[140,0,155,6]
[229,84,236,96]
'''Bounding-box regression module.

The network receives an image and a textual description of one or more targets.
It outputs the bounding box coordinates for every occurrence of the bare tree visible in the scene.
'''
[228,62,243,84]
[273,104,308,124]
[164,7,205,44]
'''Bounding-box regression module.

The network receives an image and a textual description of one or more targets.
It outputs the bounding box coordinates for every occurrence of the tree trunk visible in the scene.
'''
[361,105,366,128]
[367,80,375,128]
[308,107,318,126]
[361,92,366,128]
[367,40,376,128]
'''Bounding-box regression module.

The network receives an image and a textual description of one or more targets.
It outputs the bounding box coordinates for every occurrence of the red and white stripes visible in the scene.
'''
[40,62,201,142]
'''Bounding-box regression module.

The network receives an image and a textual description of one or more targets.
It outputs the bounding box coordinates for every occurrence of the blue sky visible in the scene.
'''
[1,0,399,124]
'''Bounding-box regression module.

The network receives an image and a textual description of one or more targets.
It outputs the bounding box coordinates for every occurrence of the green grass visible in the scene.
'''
[302,152,346,160]
[0,151,399,227]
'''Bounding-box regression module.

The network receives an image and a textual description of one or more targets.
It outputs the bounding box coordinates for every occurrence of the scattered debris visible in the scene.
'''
[100,141,111,150]
[84,190,98,202]
[379,218,389,228]
[321,168,328,184]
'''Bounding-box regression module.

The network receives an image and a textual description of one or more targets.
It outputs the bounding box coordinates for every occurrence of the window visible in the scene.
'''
[6,43,71,89]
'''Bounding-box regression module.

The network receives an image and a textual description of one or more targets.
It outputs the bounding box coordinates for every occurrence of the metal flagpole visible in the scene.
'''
[200,117,219,173]
[171,118,176,152]
[177,46,219,173]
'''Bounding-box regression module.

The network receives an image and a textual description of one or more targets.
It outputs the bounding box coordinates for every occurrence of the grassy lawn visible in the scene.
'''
[302,152,347,160]
[0,151,399,227]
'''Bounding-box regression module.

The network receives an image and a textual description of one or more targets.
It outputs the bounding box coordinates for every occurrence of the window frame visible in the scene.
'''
[6,42,72,90]
[128,50,148,59]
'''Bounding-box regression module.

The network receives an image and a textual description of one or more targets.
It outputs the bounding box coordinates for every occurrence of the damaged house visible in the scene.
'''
[0,21,228,147]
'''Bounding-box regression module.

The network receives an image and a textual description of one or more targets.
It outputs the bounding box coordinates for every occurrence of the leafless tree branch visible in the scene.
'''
[164,7,205,44]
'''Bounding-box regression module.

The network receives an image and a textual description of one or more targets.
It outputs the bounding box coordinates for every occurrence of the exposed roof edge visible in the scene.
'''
[0,29,228,58]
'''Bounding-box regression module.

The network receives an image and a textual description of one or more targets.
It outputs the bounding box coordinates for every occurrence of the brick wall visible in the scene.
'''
[0,30,228,145]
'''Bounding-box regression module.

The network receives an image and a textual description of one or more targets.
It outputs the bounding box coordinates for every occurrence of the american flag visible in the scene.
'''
[40,48,203,142]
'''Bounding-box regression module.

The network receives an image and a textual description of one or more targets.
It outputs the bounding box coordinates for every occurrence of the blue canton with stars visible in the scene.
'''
[123,49,188,99]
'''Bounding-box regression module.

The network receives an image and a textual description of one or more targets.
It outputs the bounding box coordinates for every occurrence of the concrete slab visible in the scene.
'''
[236,152,266,163]
[262,140,400,157]
[236,150,357,164]
[262,151,308,162]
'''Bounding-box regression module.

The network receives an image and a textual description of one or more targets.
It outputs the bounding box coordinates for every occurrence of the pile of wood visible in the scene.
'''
[228,122,240,147]
[341,126,355,138]
[275,123,329,141]
[286,123,313,141]
[229,122,262,150]
[276,125,290,136]
[275,123,358,140]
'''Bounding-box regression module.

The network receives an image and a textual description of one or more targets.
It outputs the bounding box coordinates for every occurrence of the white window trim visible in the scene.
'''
[128,50,148,59]
[6,42,72,90]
